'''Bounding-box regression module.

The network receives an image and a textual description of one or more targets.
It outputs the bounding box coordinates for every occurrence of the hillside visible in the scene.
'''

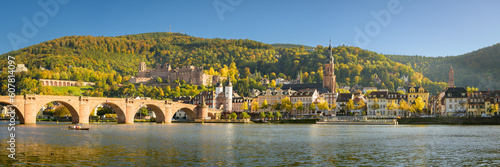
[1,32,447,97]
[386,43,500,90]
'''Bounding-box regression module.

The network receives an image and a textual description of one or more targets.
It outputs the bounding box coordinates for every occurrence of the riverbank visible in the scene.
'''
[398,117,500,125]
[317,121,397,125]
[252,119,319,124]
[193,119,249,123]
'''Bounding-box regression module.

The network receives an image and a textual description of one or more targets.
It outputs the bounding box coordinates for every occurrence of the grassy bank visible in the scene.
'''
[50,86,94,96]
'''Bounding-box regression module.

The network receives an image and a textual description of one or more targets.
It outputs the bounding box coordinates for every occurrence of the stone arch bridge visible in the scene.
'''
[0,95,222,124]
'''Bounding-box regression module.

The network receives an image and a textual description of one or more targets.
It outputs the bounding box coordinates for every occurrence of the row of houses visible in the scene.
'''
[181,85,499,117]
[430,87,500,116]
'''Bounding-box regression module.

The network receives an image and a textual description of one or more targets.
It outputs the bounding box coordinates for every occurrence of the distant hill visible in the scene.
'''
[272,43,313,49]
[1,32,448,96]
[386,43,500,90]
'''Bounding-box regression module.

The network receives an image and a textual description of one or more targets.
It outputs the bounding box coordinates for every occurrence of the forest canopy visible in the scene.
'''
[1,32,451,97]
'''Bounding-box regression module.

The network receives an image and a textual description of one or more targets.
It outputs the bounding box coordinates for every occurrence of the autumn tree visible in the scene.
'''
[242,67,251,78]
[308,102,316,113]
[229,112,237,120]
[466,87,479,93]
[138,107,149,117]
[386,101,398,116]
[337,88,350,93]
[241,101,249,112]
[259,112,266,119]
[398,100,410,117]
[251,101,259,112]
[488,103,498,115]
[357,101,366,112]
[266,112,275,120]
[274,111,282,120]
[241,112,250,119]
[54,106,70,117]
[269,80,276,87]
[294,100,304,114]
[411,96,425,114]
[345,99,355,115]
[317,99,330,113]
[281,97,293,113]
[261,100,269,109]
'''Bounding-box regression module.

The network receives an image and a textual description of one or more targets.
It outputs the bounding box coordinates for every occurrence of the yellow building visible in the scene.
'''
[407,87,429,108]
[467,91,487,116]
[256,88,295,112]
[468,91,500,116]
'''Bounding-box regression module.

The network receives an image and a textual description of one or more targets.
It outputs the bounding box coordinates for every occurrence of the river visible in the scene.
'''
[1,121,499,166]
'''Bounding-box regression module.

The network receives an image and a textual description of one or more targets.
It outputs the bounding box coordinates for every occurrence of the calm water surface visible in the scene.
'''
[1,121,500,166]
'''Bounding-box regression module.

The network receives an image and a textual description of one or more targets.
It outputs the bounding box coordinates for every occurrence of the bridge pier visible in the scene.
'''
[23,95,37,124]
[125,101,135,124]
[78,97,90,124]
[163,105,173,123]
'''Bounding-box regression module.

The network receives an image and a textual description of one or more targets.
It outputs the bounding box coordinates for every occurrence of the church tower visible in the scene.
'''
[139,62,147,72]
[323,40,337,93]
[448,66,454,88]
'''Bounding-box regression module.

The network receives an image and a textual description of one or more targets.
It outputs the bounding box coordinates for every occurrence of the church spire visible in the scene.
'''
[328,37,333,63]
[323,38,336,93]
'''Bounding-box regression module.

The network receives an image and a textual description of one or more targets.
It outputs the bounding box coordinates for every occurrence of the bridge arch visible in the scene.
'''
[45,100,79,123]
[0,101,24,124]
[176,107,197,121]
[141,104,166,123]
[208,113,215,119]
[91,102,126,123]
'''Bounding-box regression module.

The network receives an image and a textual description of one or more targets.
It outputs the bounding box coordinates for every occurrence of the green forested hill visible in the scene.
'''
[386,43,500,90]
[1,32,447,97]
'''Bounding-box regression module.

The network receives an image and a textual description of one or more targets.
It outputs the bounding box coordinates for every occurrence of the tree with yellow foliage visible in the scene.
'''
[411,96,425,114]
[398,100,410,117]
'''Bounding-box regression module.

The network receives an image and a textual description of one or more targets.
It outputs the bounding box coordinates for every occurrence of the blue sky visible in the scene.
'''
[1,0,499,57]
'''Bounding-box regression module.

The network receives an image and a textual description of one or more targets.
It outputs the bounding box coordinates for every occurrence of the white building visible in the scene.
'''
[275,77,290,85]
[290,89,320,115]
[443,87,468,115]
[173,110,187,120]
[367,91,388,116]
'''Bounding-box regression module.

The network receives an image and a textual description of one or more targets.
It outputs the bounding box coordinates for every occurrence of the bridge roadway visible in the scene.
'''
[0,95,221,124]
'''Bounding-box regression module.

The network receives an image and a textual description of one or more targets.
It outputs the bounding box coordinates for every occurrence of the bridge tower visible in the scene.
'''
[224,79,233,112]
[197,97,208,119]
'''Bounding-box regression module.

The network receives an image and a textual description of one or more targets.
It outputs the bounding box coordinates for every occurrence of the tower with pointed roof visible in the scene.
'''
[448,66,454,88]
[323,39,337,93]
[224,78,233,112]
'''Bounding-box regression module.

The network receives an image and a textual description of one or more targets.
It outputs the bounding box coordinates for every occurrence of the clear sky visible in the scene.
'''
[1,0,499,57]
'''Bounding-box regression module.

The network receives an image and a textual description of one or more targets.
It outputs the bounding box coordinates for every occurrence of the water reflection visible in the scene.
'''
[1,121,500,166]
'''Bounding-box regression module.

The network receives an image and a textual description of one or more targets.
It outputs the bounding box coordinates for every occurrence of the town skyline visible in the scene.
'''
[2,1,500,166]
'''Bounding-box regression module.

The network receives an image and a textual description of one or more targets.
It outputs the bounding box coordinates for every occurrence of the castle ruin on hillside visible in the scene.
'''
[129,62,225,86]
